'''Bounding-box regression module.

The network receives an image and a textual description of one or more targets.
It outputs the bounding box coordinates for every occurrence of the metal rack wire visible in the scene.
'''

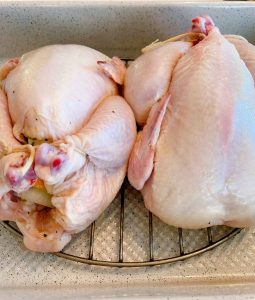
[0,59,242,267]
[1,180,242,267]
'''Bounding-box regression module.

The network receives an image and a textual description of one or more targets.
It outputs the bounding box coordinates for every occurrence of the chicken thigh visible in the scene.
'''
[0,44,136,251]
[127,16,255,229]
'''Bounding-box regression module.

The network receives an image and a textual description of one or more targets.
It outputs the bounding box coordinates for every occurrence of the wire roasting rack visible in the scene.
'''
[1,181,241,267]
[0,59,242,268]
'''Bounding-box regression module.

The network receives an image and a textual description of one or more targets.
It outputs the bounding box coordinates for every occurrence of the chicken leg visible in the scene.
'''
[35,95,136,185]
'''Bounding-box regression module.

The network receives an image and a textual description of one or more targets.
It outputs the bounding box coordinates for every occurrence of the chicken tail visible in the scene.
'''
[191,15,215,35]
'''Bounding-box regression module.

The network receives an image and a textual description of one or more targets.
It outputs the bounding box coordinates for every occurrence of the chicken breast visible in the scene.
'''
[124,41,192,125]
[3,45,119,142]
[127,16,255,229]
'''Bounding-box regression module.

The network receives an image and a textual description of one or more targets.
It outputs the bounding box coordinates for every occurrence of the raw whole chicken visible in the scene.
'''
[126,16,255,229]
[0,44,136,252]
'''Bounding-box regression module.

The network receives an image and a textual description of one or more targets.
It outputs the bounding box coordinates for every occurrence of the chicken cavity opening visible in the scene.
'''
[18,179,53,208]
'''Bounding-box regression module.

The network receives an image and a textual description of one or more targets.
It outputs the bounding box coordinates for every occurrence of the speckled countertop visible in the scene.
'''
[1,223,255,298]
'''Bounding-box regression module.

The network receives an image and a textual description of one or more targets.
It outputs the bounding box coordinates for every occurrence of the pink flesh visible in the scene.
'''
[25,96,136,251]
[35,143,68,173]
[0,55,69,251]
[50,160,126,234]
[141,18,255,229]
[6,162,37,189]
[226,36,255,83]
[0,87,36,193]
[0,188,71,252]
[0,192,27,221]
[0,88,20,152]
[97,57,126,85]
[0,190,71,252]
[17,207,71,252]
[124,41,191,125]
[35,96,136,185]
[128,92,170,190]
[3,45,118,142]
[191,15,215,35]
[0,58,19,81]
[18,95,137,251]
[15,158,127,252]
[0,60,38,235]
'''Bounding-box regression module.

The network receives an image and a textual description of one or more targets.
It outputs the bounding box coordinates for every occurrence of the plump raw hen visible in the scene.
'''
[0,44,136,252]
[127,16,255,229]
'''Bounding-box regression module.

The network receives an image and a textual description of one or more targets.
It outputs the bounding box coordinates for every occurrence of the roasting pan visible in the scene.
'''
[0,1,255,299]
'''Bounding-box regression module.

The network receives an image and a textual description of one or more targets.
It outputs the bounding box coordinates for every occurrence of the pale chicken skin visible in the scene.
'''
[0,89,36,197]
[124,41,192,125]
[226,35,255,82]
[3,45,120,142]
[0,44,136,252]
[127,16,255,229]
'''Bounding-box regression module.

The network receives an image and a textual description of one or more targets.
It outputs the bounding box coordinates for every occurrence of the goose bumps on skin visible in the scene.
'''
[126,16,255,229]
[0,44,136,252]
